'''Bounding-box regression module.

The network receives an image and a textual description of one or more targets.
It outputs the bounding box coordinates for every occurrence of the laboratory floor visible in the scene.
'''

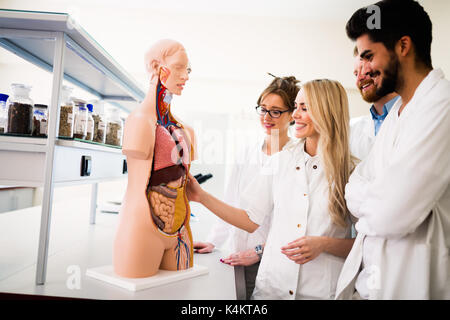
[0,182,236,300]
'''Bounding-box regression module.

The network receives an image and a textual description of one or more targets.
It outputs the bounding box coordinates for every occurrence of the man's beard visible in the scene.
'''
[359,80,382,103]
[374,53,400,97]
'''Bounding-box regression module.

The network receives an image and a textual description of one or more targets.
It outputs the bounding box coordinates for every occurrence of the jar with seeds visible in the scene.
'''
[105,108,123,146]
[58,85,74,138]
[92,100,106,143]
[7,83,33,135]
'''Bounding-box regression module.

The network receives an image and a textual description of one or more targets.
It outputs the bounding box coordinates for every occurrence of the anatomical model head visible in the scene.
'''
[144,39,191,95]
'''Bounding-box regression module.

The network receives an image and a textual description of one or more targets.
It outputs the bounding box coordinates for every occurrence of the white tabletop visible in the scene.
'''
[0,192,236,299]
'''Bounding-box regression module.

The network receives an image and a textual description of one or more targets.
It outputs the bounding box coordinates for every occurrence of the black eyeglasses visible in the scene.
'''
[255,106,290,119]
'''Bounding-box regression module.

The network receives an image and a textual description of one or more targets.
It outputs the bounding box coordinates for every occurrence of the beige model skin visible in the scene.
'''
[113,39,197,278]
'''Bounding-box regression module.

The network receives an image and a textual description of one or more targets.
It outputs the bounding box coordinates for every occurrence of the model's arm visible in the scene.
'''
[187,173,259,233]
[122,113,155,159]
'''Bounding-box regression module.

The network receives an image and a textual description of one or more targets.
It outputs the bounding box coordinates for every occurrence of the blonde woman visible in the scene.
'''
[194,75,300,299]
[187,79,356,300]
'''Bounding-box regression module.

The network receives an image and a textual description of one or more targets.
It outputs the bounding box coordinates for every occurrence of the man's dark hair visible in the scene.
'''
[346,0,433,69]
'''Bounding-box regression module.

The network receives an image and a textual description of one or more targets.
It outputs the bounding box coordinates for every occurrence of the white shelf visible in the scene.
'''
[0,9,145,112]
[0,135,48,152]
[0,10,137,286]
[55,139,123,154]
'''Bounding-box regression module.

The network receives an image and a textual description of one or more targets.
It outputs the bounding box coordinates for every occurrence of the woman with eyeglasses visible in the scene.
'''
[187,79,356,300]
[193,75,300,299]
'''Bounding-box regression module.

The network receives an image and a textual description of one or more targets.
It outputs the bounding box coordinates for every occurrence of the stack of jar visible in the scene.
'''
[0,83,49,137]
[0,83,124,148]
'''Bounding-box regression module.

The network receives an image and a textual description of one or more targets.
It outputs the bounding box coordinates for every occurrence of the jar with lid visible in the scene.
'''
[0,93,9,133]
[59,85,74,138]
[86,103,94,141]
[7,83,33,135]
[72,98,88,140]
[92,100,106,144]
[32,104,48,137]
[105,108,123,146]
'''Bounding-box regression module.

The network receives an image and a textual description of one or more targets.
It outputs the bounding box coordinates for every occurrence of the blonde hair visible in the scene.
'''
[302,79,356,228]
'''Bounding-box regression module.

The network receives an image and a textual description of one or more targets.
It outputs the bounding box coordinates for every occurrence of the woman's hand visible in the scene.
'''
[193,241,215,254]
[221,248,261,267]
[281,236,327,265]
[186,172,204,202]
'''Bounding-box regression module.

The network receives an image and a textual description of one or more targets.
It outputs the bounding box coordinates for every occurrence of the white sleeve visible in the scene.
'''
[240,170,274,226]
[206,219,232,248]
[350,99,450,238]
[205,158,243,247]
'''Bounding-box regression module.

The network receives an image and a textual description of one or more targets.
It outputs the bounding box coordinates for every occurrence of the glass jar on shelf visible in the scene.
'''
[59,85,74,138]
[105,108,123,146]
[92,100,106,144]
[0,93,9,133]
[32,104,48,137]
[7,83,33,135]
[86,103,94,141]
[72,98,88,140]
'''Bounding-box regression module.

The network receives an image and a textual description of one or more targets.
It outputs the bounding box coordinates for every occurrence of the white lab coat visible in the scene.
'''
[336,68,450,300]
[349,115,375,161]
[207,137,294,252]
[242,139,352,300]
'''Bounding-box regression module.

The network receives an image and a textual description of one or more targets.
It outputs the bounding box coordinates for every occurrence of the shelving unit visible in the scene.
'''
[0,9,145,285]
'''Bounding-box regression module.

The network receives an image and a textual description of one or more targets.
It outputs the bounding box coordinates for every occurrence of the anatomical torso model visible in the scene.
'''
[113,39,196,278]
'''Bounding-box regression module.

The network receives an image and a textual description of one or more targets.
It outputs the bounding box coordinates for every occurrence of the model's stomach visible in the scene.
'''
[147,166,189,234]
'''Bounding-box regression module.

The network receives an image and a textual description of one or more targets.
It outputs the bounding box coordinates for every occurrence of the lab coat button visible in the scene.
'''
[289,290,294,295]
[296,166,300,170]
[313,165,317,169]
[297,224,301,228]
[303,193,307,196]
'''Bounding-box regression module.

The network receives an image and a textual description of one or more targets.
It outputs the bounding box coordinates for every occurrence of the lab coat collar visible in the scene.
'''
[369,95,399,120]
[396,68,445,119]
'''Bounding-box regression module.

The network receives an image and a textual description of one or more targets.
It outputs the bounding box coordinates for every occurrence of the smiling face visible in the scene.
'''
[292,90,318,139]
[356,34,400,98]
[160,49,191,95]
[258,93,292,136]
[354,54,382,103]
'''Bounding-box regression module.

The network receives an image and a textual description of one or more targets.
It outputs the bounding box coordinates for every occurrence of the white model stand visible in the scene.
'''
[86,264,209,292]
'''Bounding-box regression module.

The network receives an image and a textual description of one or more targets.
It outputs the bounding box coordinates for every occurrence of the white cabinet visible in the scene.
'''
[0,9,144,285]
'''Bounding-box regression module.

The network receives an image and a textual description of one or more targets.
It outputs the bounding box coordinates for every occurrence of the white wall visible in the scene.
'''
[1,0,449,120]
